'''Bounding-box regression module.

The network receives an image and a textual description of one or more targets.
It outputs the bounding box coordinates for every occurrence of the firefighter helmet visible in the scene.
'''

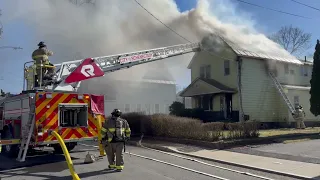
[38,41,46,48]
[111,109,122,117]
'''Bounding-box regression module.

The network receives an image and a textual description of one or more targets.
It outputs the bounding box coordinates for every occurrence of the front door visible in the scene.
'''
[225,94,232,119]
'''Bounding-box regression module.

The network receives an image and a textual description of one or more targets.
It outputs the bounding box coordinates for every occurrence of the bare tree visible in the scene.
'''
[269,25,311,55]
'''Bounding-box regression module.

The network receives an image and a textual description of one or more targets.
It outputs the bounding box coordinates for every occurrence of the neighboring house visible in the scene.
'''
[78,61,176,116]
[180,34,318,126]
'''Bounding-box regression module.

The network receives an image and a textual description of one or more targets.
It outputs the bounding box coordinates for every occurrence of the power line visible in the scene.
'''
[290,0,320,12]
[234,0,312,19]
[132,0,234,62]
[133,0,191,43]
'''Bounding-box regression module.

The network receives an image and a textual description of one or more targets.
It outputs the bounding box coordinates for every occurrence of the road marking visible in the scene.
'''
[78,143,275,180]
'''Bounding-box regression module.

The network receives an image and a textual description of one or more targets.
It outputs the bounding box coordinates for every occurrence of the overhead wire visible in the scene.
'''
[132,0,234,62]
[234,0,312,19]
[289,0,320,12]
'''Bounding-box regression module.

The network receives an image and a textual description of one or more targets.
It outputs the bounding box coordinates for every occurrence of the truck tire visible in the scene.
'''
[53,142,77,154]
[0,128,19,158]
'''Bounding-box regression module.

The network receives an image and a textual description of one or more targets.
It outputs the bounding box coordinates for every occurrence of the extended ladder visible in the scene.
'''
[47,42,201,92]
[16,96,36,162]
[268,71,296,114]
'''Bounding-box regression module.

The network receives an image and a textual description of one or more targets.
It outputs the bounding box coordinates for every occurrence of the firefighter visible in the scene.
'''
[31,41,54,87]
[293,105,306,129]
[101,109,131,172]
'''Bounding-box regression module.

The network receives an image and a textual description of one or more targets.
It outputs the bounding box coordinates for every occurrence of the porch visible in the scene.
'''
[180,77,239,122]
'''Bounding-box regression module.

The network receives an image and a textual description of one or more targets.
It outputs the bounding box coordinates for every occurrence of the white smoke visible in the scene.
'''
[0,0,295,93]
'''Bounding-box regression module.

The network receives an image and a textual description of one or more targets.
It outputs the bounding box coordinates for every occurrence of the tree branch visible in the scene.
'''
[268,25,311,55]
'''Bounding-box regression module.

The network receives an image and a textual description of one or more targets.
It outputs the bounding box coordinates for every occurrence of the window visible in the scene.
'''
[145,104,151,114]
[304,66,308,76]
[155,104,160,113]
[205,65,211,78]
[290,69,295,75]
[200,65,211,78]
[300,66,309,76]
[294,96,299,107]
[137,104,142,112]
[284,64,289,74]
[224,60,230,76]
[125,104,130,112]
[200,66,205,78]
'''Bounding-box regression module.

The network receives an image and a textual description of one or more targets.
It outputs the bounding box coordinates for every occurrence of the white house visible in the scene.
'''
[78,61,177,116]
[180,34,318,127]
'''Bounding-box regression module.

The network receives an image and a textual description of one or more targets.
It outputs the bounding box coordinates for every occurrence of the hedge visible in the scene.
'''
[119,112,260,141]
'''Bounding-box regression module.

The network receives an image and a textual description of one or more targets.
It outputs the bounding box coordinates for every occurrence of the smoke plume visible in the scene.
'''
[1,0,295,93]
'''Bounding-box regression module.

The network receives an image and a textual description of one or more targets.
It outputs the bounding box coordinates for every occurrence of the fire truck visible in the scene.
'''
[0,42,201,162]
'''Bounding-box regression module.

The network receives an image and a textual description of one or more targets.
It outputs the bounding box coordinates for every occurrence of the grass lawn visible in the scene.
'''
[259,127,320,137]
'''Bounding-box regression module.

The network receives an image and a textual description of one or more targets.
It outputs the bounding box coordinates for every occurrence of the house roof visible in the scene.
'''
[179,77,236,97]
[223,38,303,65]
[188,34,304,68]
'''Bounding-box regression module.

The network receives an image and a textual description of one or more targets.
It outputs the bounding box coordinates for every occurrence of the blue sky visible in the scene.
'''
[0,0,319,94]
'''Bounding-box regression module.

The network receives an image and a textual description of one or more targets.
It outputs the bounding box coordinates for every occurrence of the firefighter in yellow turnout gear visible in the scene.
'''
[31,41,54,87]
[101,109,131,172]
[293,105,306,129]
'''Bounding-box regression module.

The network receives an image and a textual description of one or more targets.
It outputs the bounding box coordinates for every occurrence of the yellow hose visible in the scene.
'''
[50,131,81,180]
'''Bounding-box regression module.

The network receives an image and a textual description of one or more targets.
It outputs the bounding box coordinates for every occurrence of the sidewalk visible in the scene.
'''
[129,139,320,179]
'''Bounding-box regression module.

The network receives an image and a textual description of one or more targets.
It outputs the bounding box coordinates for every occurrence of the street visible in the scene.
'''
[230,139,320,164]
[0,142,298,180]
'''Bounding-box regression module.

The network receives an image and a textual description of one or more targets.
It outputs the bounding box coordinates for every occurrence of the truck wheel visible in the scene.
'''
[53,142,77,154]
[0,129,19,158]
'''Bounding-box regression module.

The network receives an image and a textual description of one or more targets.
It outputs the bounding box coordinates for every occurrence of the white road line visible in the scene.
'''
[78,143,276,180]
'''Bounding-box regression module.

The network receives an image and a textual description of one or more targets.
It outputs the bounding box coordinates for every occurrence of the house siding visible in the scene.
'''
[190,45,240,112]
[241,57,286,122]
[285,89,319,122]
[272,62,312,86]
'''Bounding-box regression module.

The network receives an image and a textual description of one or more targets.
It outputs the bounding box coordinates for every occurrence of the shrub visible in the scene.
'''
[122,112,260,141]
[121,112,152,136]
[169,101,185,116]
[226,121,260,139]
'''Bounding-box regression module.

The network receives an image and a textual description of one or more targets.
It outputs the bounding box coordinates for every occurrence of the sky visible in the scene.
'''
[0,0,319,94]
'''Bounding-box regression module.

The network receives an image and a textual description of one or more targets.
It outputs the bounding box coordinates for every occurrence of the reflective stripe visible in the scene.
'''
[116,165,124,170]
[108,128,115,132]
[32,54,48,59]
[101,128,107,132]
[107,138,112,142]
[109,164,116,168]
[125,129,131,133]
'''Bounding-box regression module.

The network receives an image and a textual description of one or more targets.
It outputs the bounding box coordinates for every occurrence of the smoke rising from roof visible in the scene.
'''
[1,0,295,92]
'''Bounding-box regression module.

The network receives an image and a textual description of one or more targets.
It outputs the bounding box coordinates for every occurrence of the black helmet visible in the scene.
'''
[38,41,46,48]
[111,109,122,117]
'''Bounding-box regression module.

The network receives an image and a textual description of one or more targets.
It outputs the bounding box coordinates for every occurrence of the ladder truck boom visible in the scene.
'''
[49,42,201,92]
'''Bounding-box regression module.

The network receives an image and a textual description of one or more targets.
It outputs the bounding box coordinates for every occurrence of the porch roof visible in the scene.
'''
[180,77,237,97]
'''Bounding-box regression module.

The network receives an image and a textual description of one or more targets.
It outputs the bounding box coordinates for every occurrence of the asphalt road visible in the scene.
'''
[0,142,299,180]
[229,139,320,164]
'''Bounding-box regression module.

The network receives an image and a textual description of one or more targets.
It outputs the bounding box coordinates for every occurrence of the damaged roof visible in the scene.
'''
[188,34,304,68]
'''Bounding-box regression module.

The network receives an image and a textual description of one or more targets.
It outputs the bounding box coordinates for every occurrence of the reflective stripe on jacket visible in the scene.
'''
[101,117,131,143]
[32,48,53,66]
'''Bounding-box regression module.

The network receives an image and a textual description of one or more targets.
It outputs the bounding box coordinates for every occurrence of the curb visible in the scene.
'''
[139,133,320,150]
[127,141,315,180]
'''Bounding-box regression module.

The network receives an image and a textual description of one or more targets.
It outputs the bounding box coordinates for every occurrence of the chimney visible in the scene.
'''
[305,56,307,62]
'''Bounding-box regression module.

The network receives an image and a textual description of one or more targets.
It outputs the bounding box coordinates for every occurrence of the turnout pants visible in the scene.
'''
[106,142,124,170]
[296,119,306,129]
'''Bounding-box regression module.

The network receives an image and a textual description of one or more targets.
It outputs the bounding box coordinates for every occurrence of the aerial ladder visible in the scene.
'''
[24,42,201,92]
